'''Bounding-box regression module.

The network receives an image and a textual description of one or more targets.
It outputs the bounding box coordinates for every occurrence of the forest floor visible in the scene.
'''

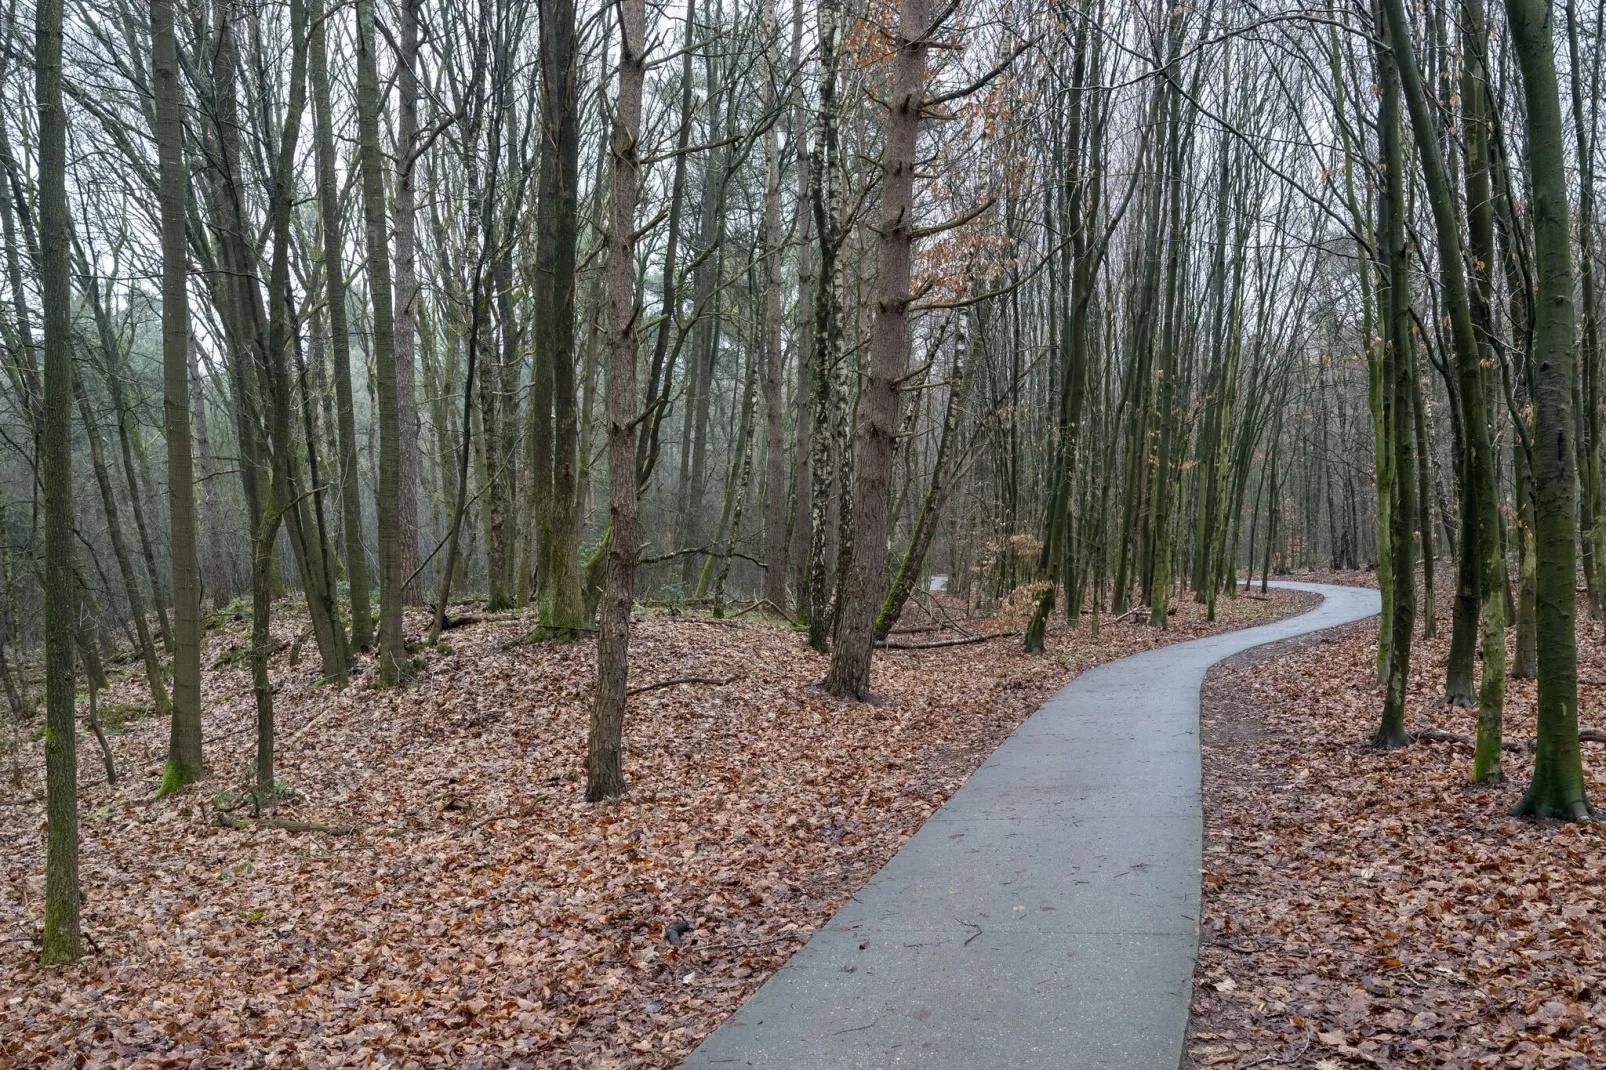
[1188,571,1606,1070]
[0,585,1312,1067]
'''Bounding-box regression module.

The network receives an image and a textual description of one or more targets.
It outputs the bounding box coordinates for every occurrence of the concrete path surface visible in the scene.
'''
[681,582,1380,1069]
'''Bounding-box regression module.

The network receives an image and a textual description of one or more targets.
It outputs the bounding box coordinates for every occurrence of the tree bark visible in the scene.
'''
[1504,0,1592,819]
[804,0,843,651]
[760,0,789,613]
[533,0,586,635]
[586,0,647,801]
[37,0,79,964]
[394,0,424,605]
[1372,2,1415,749]
[823,0,929,700]
[308,0,371,649]
[356,0,406,683]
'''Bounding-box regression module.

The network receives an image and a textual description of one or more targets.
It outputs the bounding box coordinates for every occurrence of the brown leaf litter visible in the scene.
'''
[2,589,1310,1067]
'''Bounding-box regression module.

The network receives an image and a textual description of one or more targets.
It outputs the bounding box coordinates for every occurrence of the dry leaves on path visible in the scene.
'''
[2,589,1309,1067]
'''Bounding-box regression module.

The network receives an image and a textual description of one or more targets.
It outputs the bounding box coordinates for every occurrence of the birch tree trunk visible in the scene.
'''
[759,0,789,613]
[804,0,843,651]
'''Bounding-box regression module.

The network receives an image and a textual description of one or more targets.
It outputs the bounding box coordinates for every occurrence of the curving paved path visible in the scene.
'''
[682,582,1380,1069]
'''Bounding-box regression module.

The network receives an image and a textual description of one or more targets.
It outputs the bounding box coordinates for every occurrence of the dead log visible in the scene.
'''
[877,630,1022,650]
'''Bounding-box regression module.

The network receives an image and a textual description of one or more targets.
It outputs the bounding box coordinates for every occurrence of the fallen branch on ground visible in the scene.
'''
[1412,726,1606,752]
[628,675,737,697]
[215,814,357,835]
[730,598,789,621]
[877,630,1022,650]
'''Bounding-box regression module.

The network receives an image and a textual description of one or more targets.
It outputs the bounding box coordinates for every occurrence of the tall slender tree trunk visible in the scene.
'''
[1381,0,1506,759]
[356,0,405,682]
[633,0,695,499]
[1026,18,1093,652]
[1505,0,1591,820]
[586,0,646,801]
[394,0,424,604]
[308,0,371,650]
[1147,44,1186,629]
[760,0,789,613]
[37,0,79,964]
[82,297,175,655]
[1372,3,1415,749]
[805,0,843,651]
[534,0,586,634]
[879,310,972,639]
[789,0,815,623]
[75,378,170,717]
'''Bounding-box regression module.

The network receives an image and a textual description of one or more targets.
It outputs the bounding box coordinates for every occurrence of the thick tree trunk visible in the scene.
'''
[823,0,929,700]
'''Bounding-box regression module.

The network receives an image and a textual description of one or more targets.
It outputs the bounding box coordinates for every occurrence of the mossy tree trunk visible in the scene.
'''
[1380,0,1507,769]
[1504,0,1592,820]
[1372,3,1415,749]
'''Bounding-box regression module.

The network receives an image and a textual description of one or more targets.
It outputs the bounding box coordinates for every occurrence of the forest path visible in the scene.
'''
[680,582,1380,1069]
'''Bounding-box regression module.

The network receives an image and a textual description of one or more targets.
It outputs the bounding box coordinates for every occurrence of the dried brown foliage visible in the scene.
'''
[2,590,1308,1066]
[1190,594,1606,1070]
